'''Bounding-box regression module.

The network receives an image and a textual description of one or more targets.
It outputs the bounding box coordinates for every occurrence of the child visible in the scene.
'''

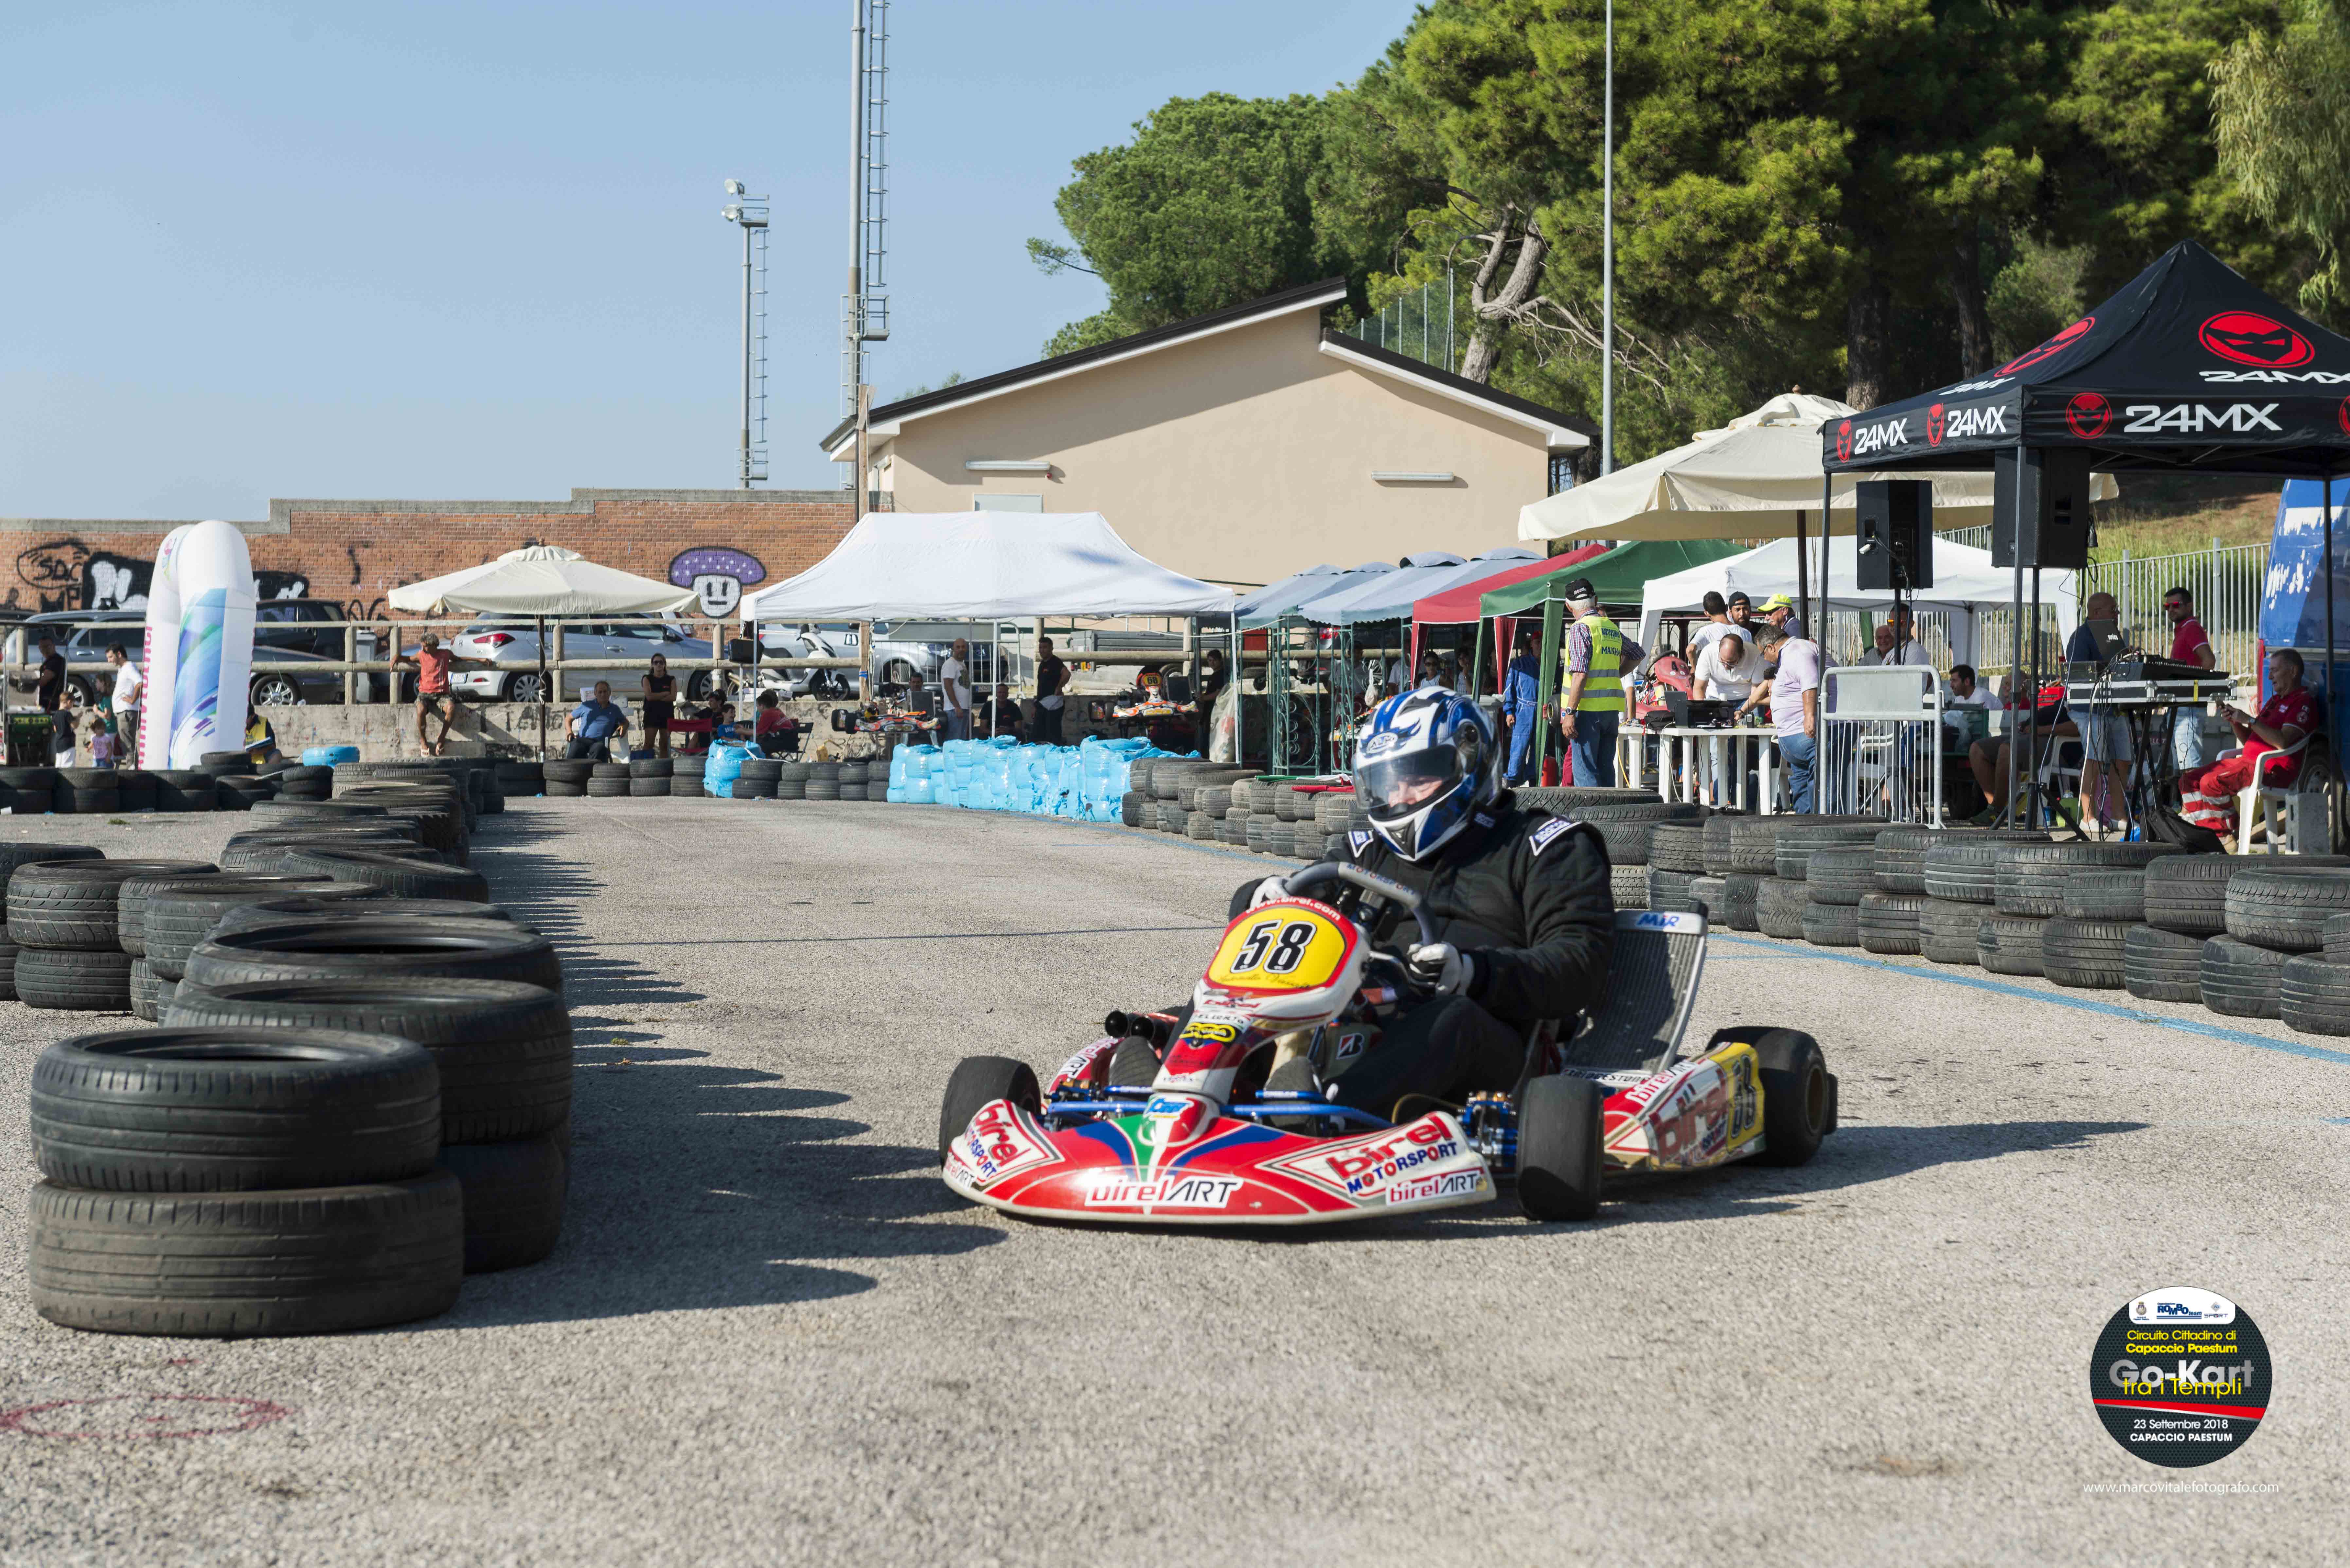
[87,711,115,768]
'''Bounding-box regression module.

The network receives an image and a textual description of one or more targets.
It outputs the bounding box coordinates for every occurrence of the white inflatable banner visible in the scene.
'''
[143,521,256,768]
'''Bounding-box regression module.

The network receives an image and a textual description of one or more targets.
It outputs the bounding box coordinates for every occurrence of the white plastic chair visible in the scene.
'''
[2228,732,2311,854]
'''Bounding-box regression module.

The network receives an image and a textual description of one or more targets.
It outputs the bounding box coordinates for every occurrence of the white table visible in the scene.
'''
[1625,725,1783,814]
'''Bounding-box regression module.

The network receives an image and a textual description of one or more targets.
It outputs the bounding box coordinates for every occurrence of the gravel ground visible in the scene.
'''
[0,799,2342,1567]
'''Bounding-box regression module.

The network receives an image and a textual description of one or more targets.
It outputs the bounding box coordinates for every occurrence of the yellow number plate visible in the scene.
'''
[1204,906,1351,992]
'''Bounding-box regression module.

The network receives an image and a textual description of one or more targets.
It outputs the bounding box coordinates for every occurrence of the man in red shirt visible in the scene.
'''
[2163,586,2217,773]
[2179,648,2317,835]
[394,631,476,757]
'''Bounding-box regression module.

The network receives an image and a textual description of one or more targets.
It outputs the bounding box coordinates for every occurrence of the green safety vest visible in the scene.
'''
[1570,614,1626,712]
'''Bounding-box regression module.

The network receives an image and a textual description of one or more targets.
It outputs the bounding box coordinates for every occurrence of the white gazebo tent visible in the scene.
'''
[1518,392,2114,633]
[388,544,697,757]
[1634,534,2078,670]
[739,512,1235,741]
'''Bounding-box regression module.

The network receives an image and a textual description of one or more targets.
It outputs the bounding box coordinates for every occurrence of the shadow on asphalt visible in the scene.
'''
[470,834,708,1008]
[432,1026,1001,1329]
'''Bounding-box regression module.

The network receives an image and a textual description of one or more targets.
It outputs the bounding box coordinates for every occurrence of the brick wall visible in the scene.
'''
[0,488,860,621]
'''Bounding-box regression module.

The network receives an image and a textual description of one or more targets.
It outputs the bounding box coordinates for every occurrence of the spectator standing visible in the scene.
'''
[2066,591,2130,835]
[565,680,630,761]
[1685,592,1733,663]
[51,686,80,765]
[1197,647,1230,708]
[940,639,973,742]
[1725,592,1758,640]
[1756,621,1821,812]
[87,710,114,768]
[1559,577,1643,786]
[2162,585,2217,772]
[1694,630,1765,703]
[30,634,67,756]
[2180,648,2316,836]
[641,654,678,759]
[1501,627,1543,784]
[395,631,466,757]
[106,644,143,766]
[1034,636,1070,744]
[1760,594,1807,642]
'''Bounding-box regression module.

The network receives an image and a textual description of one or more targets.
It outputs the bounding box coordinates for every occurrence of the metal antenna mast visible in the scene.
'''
[724,181,770,487]
[843,0,891,438]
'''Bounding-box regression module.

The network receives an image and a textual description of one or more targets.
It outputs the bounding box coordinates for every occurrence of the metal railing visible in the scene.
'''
[1337,270,1456,373]
[1819,665,1945,823]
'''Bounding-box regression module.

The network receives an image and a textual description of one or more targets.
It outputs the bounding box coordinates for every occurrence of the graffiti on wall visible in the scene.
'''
[670,547,768,618]
[12,537,310,614]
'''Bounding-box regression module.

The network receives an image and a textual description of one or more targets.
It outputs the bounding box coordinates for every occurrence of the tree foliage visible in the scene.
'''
[1027,1,2305,462]
[2212,0,2350,314]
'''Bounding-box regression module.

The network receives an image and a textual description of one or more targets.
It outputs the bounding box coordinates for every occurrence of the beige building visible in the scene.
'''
[821,279,1593,588]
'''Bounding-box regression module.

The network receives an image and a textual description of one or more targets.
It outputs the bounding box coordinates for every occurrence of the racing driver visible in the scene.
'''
[1109,688,1615,1117]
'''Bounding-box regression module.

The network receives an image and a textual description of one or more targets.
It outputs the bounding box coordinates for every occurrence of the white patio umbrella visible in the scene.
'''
[1518,392,2118,543]
[388,545,697,758]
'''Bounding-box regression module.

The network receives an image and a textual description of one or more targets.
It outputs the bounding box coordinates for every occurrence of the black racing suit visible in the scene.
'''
[1190,793,1616,1117]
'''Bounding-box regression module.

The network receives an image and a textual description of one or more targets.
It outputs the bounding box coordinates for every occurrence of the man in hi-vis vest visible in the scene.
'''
[1559,577,1644,787]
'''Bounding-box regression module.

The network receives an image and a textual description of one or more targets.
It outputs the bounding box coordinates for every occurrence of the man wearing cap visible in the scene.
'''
[1559,577,1643,787]
[1760,594,1807,641]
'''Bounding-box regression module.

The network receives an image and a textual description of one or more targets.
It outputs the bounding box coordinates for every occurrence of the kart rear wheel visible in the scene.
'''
[1754,1030,1829,1167]
[938,1056,1041,1165]
[1516,1074,1603,1222]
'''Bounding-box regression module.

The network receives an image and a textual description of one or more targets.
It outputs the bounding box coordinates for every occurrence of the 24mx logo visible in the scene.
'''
[1840,417,1908,459]
[1926,403,2006,445]
[2120,402,2280,435]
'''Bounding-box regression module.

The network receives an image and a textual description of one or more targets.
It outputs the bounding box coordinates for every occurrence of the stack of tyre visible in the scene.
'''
[9,856,212,1013]
[544,759,592,797]
[138,875,390,1020]
[497,758,545,798]
[1914,832,2062,966]
[2186,857,2350,1020]
[1847,826,1937,954]
[1734,818,1869,940]
[26,1020,469,1336]
[1173,765,1257,844]
[1964,842,2184,977]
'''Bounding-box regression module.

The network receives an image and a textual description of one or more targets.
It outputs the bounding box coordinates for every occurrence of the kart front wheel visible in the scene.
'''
[1516,1074,1603,1222]
[938,1055,1041,1165]
[1753,1030,1829,1167]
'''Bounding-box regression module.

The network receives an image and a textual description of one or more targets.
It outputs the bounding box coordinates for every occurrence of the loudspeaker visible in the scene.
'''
[1854,480,1933,591]
[1991,447,2094,570]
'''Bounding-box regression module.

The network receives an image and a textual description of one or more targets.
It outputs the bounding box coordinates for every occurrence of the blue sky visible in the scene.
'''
[0,0,1417,518]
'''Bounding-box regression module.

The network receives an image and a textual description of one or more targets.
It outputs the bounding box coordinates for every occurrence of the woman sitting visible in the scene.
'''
[2179,648,2318,835]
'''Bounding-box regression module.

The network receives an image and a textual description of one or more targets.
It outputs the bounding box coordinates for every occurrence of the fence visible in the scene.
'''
[1818,666,1945,823]
[1336,271,1456,373]
[1919,532,2270,687]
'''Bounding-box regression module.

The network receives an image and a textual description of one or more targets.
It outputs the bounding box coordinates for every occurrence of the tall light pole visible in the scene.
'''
[1601,0,1615,475]
[722,181,768,489]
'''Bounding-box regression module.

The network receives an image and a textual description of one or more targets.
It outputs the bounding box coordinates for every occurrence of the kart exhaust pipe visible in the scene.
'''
[1104,1010,1172,1047]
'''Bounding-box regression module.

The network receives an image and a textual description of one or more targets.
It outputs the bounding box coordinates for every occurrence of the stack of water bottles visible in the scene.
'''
[885,735,1190,822]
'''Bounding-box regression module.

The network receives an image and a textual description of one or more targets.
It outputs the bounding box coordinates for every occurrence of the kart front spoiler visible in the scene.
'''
[943,1100,1494,1227]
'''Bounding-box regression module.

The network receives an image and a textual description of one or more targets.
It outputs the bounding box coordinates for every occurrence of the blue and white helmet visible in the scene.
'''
[1353,687,1498,861]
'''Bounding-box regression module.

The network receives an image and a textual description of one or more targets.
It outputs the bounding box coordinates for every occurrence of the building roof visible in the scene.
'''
[819,278,1593,455]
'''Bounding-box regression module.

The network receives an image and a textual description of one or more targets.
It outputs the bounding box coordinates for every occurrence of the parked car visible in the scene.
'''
[30,606,357,708]
[448,618,721,704]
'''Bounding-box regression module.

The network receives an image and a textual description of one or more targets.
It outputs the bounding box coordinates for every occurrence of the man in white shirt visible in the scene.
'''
[939,638,972,741]
[1692,630,1764,702]
[1875,606,1934,670]
[1684,592,1733,664]
[106,645,144,766]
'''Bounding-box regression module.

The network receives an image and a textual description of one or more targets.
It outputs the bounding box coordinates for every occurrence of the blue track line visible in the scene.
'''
[1710,933,2350,1067]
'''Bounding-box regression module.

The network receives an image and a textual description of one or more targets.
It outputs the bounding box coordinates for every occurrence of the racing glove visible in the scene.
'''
[1407,941,1472,996]
[1248,875,1291,907]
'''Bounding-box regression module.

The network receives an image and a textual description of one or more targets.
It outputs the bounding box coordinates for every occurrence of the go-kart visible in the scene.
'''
[939,861,1836,1226]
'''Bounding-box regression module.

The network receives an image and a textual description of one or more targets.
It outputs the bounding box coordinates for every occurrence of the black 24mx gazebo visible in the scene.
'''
[1821,240,2350,840]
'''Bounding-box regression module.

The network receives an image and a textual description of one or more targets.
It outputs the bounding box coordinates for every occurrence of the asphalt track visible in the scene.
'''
[1,799,2343,1567]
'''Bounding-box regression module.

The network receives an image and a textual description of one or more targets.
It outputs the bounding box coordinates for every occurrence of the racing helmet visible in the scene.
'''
[1353,687,1497,861]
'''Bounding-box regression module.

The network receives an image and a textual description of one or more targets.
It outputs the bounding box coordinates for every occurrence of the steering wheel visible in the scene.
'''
[1283,860,1438,957]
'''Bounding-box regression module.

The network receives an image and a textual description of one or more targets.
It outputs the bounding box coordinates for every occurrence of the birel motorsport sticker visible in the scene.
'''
[950,1099,1060,1188]
[1385,1169,1485,1207]
[1204,902,1351,993]
[2090,1288,2270,1467]
[1261,1113,1476,1200]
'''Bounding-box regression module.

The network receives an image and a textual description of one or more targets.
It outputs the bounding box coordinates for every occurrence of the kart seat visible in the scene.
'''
[1557,910,1708,1075]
